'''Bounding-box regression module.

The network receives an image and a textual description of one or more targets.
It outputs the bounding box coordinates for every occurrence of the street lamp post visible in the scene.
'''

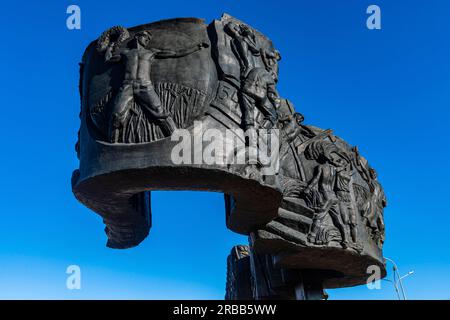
[384,257,414,300]
[397,271,414,300]
[382,278,401,300]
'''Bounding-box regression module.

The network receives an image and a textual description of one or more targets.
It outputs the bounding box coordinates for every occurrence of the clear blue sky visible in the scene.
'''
[0,0,449,299]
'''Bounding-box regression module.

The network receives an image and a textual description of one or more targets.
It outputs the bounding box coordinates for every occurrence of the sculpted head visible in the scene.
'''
[328,150,349,168]
[369,167,377,179]
[306,140,350,167]
[135,31,152,47]
[294,112,305,124]
[239,24,252,36]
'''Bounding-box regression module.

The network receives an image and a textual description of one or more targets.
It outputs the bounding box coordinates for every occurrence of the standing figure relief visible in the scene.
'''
[97,28,209,142]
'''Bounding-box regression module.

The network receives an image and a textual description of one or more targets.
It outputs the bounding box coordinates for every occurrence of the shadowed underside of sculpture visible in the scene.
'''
[72,14,388,299]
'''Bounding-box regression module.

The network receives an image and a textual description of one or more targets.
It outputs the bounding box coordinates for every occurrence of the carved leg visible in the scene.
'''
[308,200,332,244]
[135,83,176,136]
[330,207,348,247]
[348,206,358,243]
[246,127,258,165]
[241,93,256,130]
[110,84,133,143]
[350,224,357,243]
[258,100,278,129]
[135,83,169,118]
[308,210,327,243]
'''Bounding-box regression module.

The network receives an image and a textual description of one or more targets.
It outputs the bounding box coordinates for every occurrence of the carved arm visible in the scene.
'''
[155,42,209,59]
[304,165,322,194]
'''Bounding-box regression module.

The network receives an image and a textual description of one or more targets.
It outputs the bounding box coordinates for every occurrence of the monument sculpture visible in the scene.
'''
[72,14,387,299]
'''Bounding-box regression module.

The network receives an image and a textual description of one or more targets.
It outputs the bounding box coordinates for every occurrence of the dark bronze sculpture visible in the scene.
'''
[72,14,387,299]
[100,29,208,141]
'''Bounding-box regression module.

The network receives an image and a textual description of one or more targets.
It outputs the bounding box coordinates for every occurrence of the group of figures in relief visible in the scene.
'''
[281,112,387,250]
[304,138,386,250]
[219,18,386,251]
[89,18,387,251]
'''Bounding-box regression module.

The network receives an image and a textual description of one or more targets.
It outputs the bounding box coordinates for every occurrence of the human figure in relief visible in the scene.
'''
[225,21,260,76]
[106,30,208,142]
[303,141,351,248]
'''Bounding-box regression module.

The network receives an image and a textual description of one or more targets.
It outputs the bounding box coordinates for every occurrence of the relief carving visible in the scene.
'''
[74,15,388,293]
[89,26,209,143]
[303,140,359,250]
